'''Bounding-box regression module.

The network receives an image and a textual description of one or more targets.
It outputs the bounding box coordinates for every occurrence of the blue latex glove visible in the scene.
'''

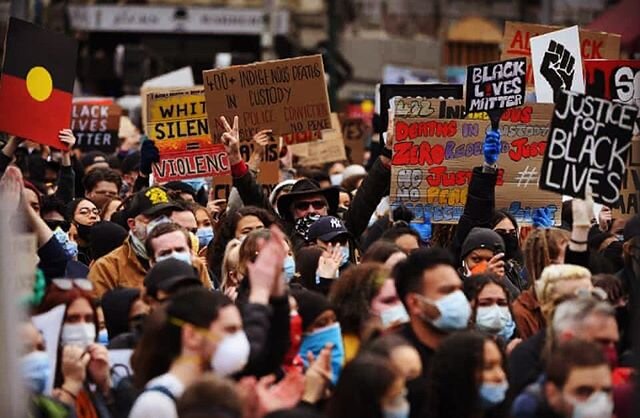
[483,129,501,165]
[532,207,554,228]
[410,211,432,243]
[140,137,160,175]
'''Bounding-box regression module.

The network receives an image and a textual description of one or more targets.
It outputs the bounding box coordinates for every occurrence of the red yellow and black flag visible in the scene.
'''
[0,17,78,149]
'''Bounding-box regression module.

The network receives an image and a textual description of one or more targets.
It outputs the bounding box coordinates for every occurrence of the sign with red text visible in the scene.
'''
[71,98,121,152]
[540,90,638,206]
[390,98,560,224]
[145,86,230,181]
[202,55,331,142]
[501,21,621,92]
[290,113,347,166]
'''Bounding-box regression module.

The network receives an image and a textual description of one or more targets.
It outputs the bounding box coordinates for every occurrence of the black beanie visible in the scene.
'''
[290,286,333,331]
[90,221,128,259]
[460,227,505,260]
[102,288,141,339]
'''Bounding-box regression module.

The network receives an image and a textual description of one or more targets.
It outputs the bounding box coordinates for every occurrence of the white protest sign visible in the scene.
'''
[143,66,195,89]
[530,26,585,103]
[31,304,66,395]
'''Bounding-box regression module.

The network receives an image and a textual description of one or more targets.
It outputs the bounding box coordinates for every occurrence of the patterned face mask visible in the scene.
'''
[294,214,321,243]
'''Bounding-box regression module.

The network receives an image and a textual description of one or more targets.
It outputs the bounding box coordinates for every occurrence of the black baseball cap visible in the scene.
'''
[460,227,505,259]
[81,151,108,169]
[127,186,181,219]
[144,258,202,298]
[308,216,351,242]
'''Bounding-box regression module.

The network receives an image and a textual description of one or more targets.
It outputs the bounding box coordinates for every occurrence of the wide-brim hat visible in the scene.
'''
[276,178,339,221]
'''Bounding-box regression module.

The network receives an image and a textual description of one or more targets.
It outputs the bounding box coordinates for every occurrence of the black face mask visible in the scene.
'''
[45,219,70,232]
[496,231,519,260]
[76,223,93,243]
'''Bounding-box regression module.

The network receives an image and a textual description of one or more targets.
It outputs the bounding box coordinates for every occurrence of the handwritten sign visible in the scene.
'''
[144,86,230,182]
[71,98,121,152]
[202,55,331,141]
[501,21,621,91]
[614,139,640,219]
[540,90,638,206]
[390,98,560,224]
[341,117,369,165]
[290,113,347,166]
[585,60,640,133]
[530,26,585,103]
[465,58,526,116]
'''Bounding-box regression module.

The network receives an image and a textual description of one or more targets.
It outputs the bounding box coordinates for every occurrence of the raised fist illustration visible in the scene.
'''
[540,40,576,94]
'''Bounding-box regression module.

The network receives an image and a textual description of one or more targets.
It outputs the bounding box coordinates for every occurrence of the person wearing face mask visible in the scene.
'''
[392,247,472,418]
[37,281,114,417]
[427,331,509,418]
[492,210,528,291]
[330,263,409,361]
[20,321,72,417]
[464,275,519,349]
[130,288,249,418]
[308,216,354,275]
[512,339,614,418]
[66,198,101,265]
[327,354,409,418]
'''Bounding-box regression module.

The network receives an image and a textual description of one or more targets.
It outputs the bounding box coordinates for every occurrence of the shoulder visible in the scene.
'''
[129,391,177,418]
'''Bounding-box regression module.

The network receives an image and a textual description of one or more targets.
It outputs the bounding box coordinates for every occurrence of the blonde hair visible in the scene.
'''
[221,238,242,290]
[535,264,592,321]
[523,228,570,284]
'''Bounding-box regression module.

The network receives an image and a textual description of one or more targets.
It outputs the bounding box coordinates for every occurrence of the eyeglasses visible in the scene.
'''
[294,200,327,211]
[52,279,94,292]
[77,207,100,216]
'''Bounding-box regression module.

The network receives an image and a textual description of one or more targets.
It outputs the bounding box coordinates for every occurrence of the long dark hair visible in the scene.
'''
[463,274,513,327]
[326,354,399,418]
[427,331,507,418]
[131,288,232,388]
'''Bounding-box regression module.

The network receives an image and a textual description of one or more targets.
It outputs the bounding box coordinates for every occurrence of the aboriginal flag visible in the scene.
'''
[0,18,78,149]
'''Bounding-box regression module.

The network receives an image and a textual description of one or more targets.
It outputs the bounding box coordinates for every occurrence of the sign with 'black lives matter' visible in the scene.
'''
[540,90,638,206]
[465,58,526,114]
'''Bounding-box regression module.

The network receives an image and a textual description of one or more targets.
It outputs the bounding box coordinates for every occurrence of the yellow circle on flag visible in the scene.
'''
[26,66,53,102]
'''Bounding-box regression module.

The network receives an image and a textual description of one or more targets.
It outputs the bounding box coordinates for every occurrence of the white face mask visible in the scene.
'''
[211,331,250,377]
[475,305,511,334]
[156,250,192,265]
[330,173,343,186]
[380,304,410,328]
[569,390,613,418]
[61,323,96,349]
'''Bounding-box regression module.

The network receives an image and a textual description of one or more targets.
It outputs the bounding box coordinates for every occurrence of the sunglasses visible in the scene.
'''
[294,200,327,211]
[52,279,94,292]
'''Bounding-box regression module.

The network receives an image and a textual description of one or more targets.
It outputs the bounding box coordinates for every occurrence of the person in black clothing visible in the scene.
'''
[393,247,472,418]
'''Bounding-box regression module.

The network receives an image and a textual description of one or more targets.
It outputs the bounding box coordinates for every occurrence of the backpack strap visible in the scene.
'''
[144,385,176,402]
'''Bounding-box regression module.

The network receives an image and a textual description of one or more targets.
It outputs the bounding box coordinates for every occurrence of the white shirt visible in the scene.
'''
[128,372,185,418]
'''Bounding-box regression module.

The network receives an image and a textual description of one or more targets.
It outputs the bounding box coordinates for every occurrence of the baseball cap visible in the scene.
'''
[144,258,202,298]
[461,227,505,259]
[127,186,181,219]
[308,216,351,242]
[81,151,109,170]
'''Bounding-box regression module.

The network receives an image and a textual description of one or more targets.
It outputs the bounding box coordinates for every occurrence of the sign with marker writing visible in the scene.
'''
[71,98,121,153]
[144,86,230,182]
[465,58,526,115]
[390,98,560,225]
[202,55,331,142]
[530,26,585,103]
[501,21,621,91]
[540,90,638,206]
[341,117,369,165]
[585,60,640,133]
[290,113,347,166]
[613,139,639,219]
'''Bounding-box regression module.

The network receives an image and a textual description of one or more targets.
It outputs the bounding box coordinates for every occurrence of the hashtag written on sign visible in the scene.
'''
[515,166,537,188]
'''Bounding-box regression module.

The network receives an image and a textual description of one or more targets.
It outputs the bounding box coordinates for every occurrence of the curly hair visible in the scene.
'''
[329,263,389,335]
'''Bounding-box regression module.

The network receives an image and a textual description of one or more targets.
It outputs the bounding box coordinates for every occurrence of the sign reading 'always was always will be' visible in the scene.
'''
[540,90,638,206]
[203,55,331,142]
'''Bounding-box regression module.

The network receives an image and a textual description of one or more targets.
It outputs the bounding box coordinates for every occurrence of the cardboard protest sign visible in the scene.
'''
[465,58,526,127]
[614,139,640,219]
[540,90,638,206]
[585,60,640,133]
[0,18,78,149]
[71,99,122,152]
[290,113,347,166]
[144,87,230,182]
[501,21,621,91]
[341,117,369,165]
[390,98,560,224]
[378,84,463,134]
[202,55,331,141]
[530,26,585,103]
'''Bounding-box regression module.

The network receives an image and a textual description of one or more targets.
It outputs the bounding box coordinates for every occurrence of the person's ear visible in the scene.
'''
[182,323,204,351]
[544,381,564,413]
[406,293,423,318]
[127,218,136,230]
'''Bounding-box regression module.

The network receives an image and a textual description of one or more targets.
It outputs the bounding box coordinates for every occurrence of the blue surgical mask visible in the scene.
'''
[283,255,296,283]
[380,304,410,328]
[420,290,471,332]
[299,322,345,385]
[383,393,410,418]
[21,351,51,394]
[156,250,192,265]
[479,381,508,408]
[98,328,109,345]
[196,227,214,248]
[340,245,350,267]
[183,178,206,193]
[330,174,343,186]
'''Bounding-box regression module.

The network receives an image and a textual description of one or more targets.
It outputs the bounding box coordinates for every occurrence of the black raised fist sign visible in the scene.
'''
[541,40,576,94]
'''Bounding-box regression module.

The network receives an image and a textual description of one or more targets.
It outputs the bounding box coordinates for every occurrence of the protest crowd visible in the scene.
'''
[0,12,639,418]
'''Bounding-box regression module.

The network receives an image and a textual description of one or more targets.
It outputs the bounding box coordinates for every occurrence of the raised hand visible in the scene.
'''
[220,115,242,165]
[483,129,501,165]
[86,343,111,394]
[486,253,506,278]
[58,129,76,166]
[247,225,288,304]
[541,40,576,94]
[316,243,343,279]
[302,344,333,404]
[532,207,554,229]
[139,137,160,176]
